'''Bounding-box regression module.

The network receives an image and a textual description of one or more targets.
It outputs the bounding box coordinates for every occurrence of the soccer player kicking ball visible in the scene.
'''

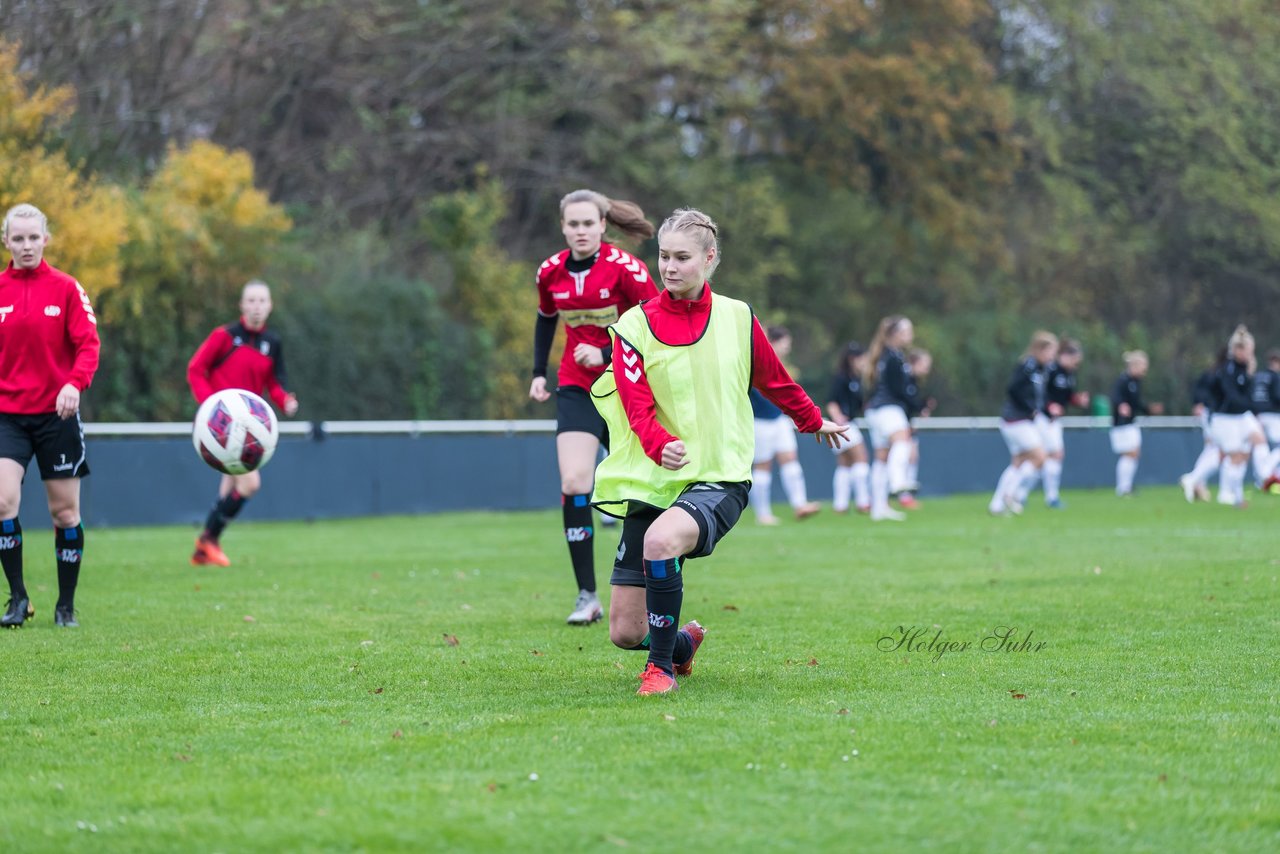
[591,208,849,695]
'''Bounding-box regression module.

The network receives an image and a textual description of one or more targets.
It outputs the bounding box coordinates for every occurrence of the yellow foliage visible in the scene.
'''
[0,42,74,143]
[0,41,125,293]
[132,140,291,294]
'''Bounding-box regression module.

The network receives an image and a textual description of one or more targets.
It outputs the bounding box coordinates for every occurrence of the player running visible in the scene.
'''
[529,190,657,625]
[1038,338,1089,508]
[863,316,924,521]
[187,281,299,567]
[1209,326,1267,507]
[989,332,1056,516]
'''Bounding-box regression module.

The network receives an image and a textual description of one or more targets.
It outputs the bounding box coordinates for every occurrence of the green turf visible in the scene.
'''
[1,489,1277,852]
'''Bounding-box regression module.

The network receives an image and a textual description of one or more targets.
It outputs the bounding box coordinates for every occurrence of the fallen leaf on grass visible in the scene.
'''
[173,754,191,762]
[530,649,544,656]
[391,730,403,739]
[371,572,382,580]
[339,720,351,726]
[243,615,255,623]
[1009,691,1026,700]
[722,604,739,611]
[807,658,819,667]
[837,708,850,715]
[370,687,384,695]
[487,783,497,793]
[604,834,631,847]
[1158,773,1167,783]
[443,634,460,647]
[193,585,201,592]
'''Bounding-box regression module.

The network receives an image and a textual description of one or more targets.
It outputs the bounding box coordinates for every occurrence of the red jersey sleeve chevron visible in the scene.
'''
[612,335,676,464]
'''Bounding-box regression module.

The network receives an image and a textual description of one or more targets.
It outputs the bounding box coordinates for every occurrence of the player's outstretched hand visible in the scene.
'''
[56,383,80,420]
[529,376,551,403]
[814,419,851,449]
[661,440,688,470]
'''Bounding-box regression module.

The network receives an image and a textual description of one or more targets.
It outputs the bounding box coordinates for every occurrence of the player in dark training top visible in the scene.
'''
[1036,338,1088,508]
[863,316,924,520]
[1180,351,1226,502]
[529,190,657,625]
[0,204,100,629]
[1207,326,1268,506]
[989,332,1056,516]
[1250,348,1280,492]
[1108,350,1162,497]
[187,281,299,567]
[825,342,871,514]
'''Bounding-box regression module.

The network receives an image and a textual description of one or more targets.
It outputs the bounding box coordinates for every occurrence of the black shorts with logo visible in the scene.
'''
[0,412,90,480]
[608,481,750,587]
[556,385,608,444]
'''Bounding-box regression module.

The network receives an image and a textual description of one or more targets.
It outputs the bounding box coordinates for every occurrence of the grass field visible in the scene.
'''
[1,489,1277,852]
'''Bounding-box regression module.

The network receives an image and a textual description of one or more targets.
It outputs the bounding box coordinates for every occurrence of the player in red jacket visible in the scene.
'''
[187,280,299,567]
[529,189,658,625]
[0,204,101,628]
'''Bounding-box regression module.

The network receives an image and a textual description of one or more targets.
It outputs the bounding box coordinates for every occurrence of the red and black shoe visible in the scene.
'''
[674,621,706,677]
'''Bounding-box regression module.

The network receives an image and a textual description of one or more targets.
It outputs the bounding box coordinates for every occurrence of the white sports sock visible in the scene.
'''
[750,468,774,519]
[1188,444,1221,486]
[832,465,853,512]
[851,461,871,509]
[1015,460,1040,502]
[1116,455,1138,495]
[886,440,912,494]
[1251,442,1272,486]
[871,460,890,514]
[1220,458,1247,504]
[906,456,919,488]
[991,464,1019,511]
[779,460,809,508]
[1266,447,1280,484]
[1042,457,1063,502]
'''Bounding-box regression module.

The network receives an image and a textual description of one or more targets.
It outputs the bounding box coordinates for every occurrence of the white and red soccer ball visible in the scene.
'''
[192,389,280,475]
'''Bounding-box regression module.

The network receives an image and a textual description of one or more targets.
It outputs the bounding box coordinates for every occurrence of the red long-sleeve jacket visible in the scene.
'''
[187,319,290,408]
[613,286,823,464]
[0,260,100,414]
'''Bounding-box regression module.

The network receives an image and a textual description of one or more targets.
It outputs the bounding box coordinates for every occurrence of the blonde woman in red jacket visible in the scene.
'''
[0,204,101,629]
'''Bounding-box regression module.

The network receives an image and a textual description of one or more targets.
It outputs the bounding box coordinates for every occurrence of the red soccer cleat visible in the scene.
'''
[897,494,920,511]
[794,501,822,520]
[636,662,678,695]
[674,621,706,676]
[191,536,231,567]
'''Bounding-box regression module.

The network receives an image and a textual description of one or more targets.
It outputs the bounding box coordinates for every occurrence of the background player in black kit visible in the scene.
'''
[863,315,922,521]
[1207,326,1268,506]
[825,342,871,514]
[990,332,1056,515]
[1180,350,1226,502]
[1109,350,1162,497]
[1249,348,1280,492]
[1038,338,1088,508]
[529,189,657,625]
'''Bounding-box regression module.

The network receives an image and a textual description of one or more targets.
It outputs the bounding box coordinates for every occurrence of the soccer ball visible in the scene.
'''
[192,389,279,475]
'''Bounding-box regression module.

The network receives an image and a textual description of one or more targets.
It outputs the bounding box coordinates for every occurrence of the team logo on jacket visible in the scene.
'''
[260,341,270,355]
[45,305,61,316]
[0,305,12,322]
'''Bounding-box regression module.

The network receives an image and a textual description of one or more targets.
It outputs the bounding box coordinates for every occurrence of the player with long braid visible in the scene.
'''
[529,190,657,625]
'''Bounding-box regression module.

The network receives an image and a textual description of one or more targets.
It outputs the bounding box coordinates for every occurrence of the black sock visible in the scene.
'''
[0,518,24,599]
[643,557,683,674]
[203,490,247,541]
[55,524,83,609]
[563,493,595,593]
[673,630,693,666]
